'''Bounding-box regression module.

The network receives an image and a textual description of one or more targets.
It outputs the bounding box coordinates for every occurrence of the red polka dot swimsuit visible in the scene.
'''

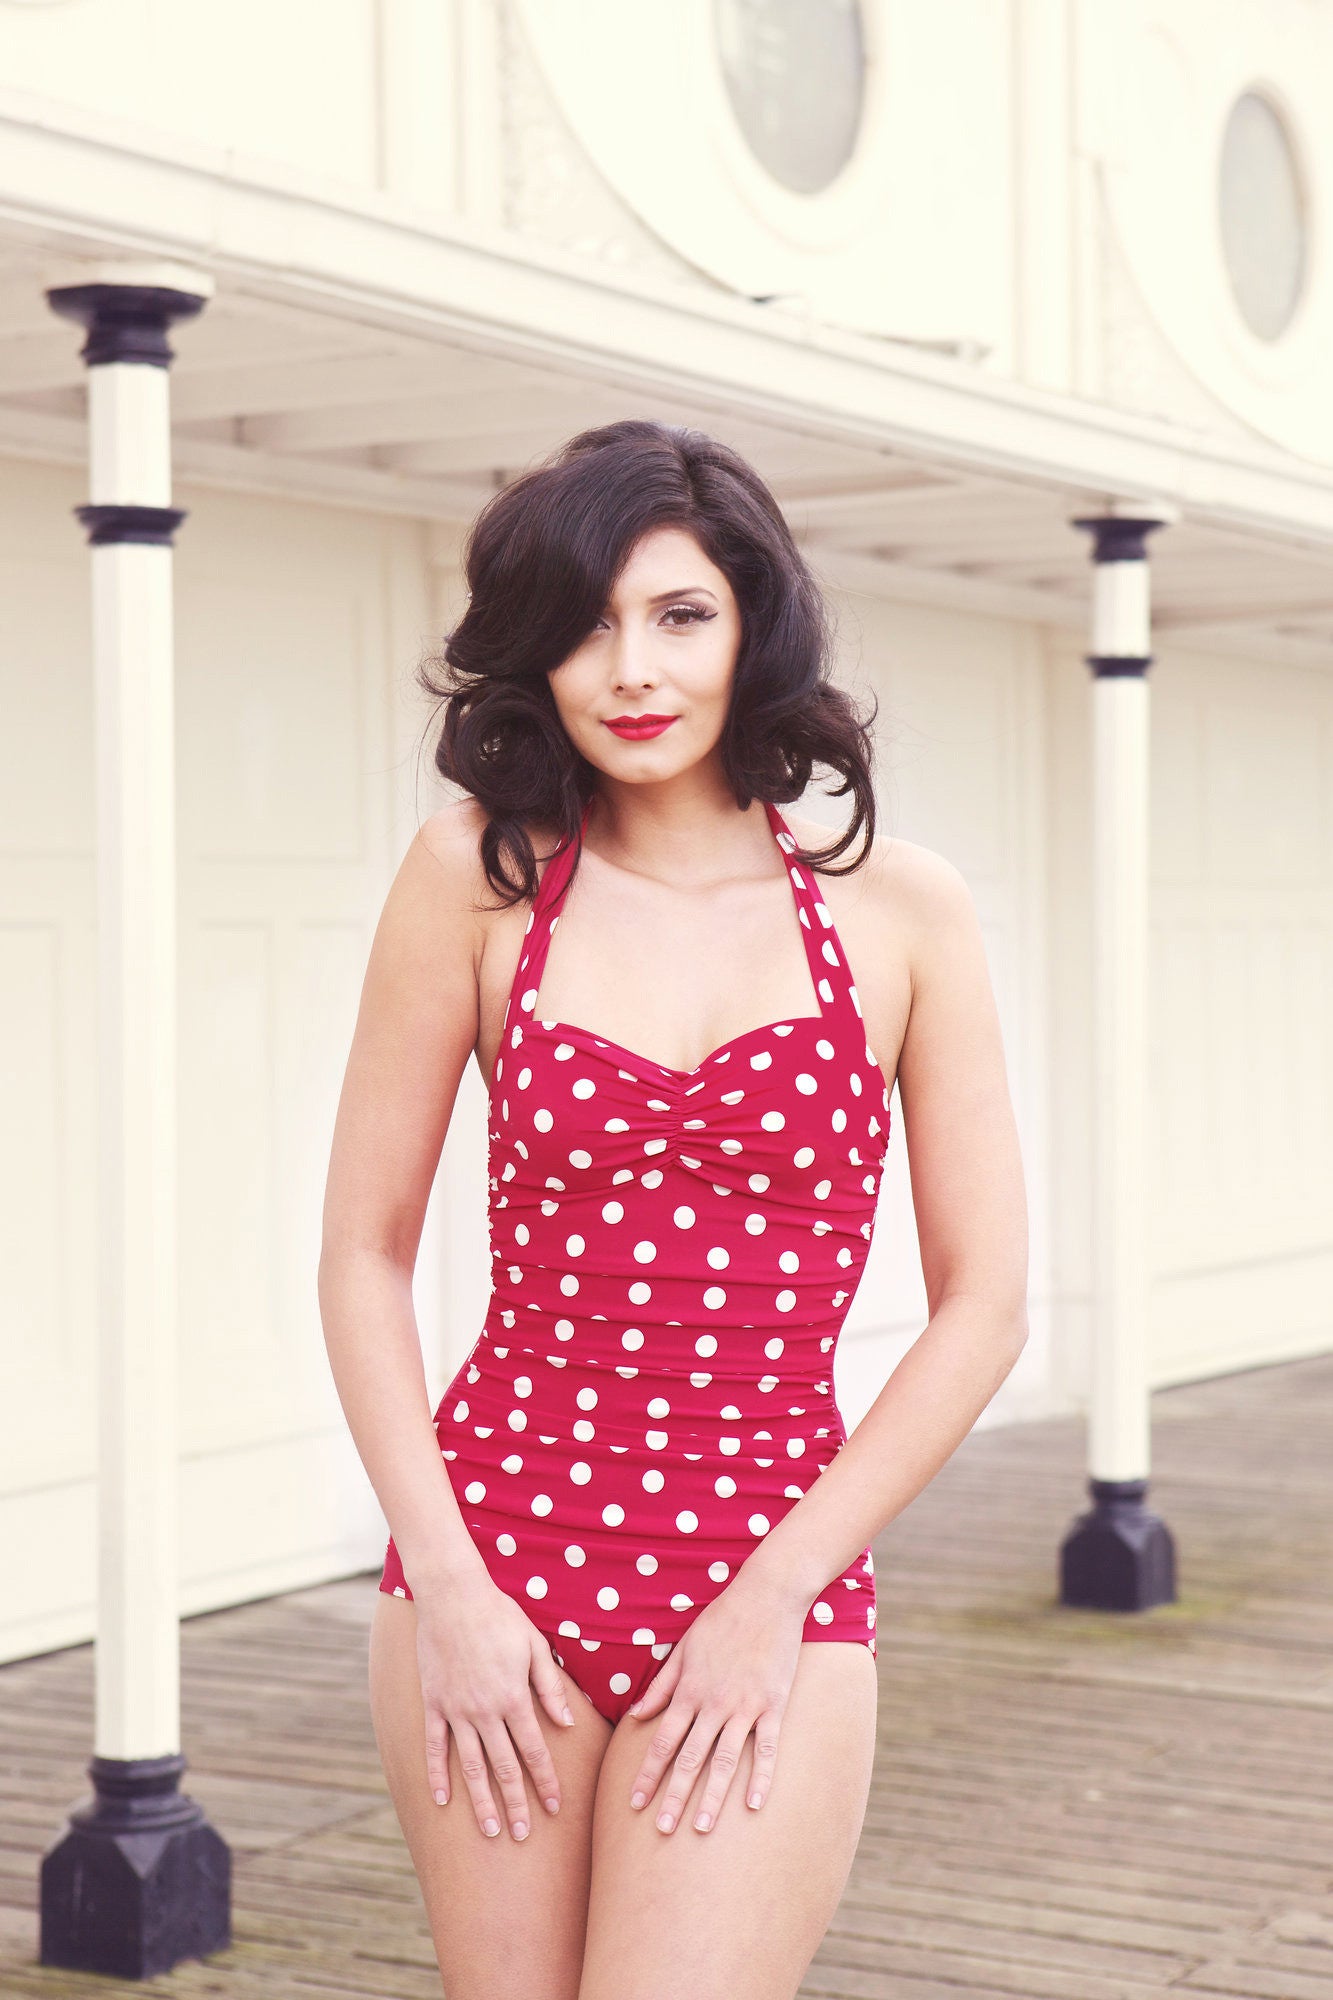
[380,797,891,1724]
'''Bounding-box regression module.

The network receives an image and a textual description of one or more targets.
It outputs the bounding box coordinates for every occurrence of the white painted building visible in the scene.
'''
[2,0,1331,1670]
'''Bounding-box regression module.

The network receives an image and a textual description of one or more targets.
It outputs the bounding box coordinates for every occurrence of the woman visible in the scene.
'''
[318,419,1029,1999]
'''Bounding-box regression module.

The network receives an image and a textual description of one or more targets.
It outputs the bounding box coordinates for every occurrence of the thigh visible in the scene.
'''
[368,1591,615,2000]
[578,1641,878,2000]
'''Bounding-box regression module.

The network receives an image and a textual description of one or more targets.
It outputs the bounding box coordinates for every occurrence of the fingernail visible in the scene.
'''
[748,1791,762,1809]
[694,1812,711,1831]
[512,1821,528,1840]
[629,1699,642,1714]
[484,1817,500,1836]
[433,1790,447,1806]
[656,1812,674,1832]
[562,1707,574,1725]
[545,1796,559,1814]
[630,1790,645,1809]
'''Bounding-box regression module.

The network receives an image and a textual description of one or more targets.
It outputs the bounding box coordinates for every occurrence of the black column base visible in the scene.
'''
[1059,1475,1177,1610]
[39,1751,231,1979]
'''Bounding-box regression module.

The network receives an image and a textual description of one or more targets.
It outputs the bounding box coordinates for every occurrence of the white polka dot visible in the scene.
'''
[569,1149,592,1169]
[636,1554,659,1575]
[778,1250,800,1273]
[514,1376,532,1398]
[765,1337,785,1358]
[748,1513,770,1536]
[703,1286,726,1309]
[570,1462,592,1484]
[628,1281,652,1303]
[526,1575,548,1598]
[597,1586,620,1610]
[631,1627,656,1645]
[796,1073,818,1095]
[573,1419,595,1442]
[750,1051,773,1070]
[707,1246,729,1269]
[816,1039,835,1059]
[812,1600,835,1626]
[609,1671,632,1695]
[646,1430,669,1450]
[501,1454,523,1473]
[675,1511,699,1533]
[708,1560,730,1581]
[760,1110,785,1131]
[622,1328,645,1350]
[452,1400,469,1422]
[719,1436,740,1456]
[643,1468,665,1493]
[602,1200,624,1223]
[533,1108,554,1132]
[775,1289,797,1311]
[572,1078,596,1099]
[508,1410,527,1431]
[564,1545,586,1566]
[745,1214,767,1235]
[602,1503,625,1526]
[513,1224,530,1246]
[715,1475,737,1498]
[748,1173,771,1192]
[531,1493,553,1516]
[633,1241,657,1263]
[673,1205,696,1228]
[560,1274,580,1295]
[670,1592,694,1611]
[793,1146,815,1168]
[813,1179,832,1199]
[565,1233,585,1256]
[496,1533,517,1556]
[786,1438,806,1457]
[577,1387,598,1410]
[647,1396,670,1418]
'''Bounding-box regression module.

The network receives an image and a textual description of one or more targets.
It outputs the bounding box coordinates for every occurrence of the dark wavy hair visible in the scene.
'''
[417,418,880,906]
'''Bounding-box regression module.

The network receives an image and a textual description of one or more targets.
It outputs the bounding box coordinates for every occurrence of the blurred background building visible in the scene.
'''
[1,0,1330,1668]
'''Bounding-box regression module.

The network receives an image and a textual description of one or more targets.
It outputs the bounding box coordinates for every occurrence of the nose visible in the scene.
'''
[610,635,662,694]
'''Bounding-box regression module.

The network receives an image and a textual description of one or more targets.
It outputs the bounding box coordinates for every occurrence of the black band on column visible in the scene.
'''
[74,503,188,547]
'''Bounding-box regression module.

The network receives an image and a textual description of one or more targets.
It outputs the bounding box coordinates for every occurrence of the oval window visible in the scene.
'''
[714,0,867,195]
[1218,91,1307,340]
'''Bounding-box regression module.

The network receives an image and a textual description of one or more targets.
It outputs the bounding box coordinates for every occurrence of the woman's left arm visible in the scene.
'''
[627,845,1030,1826]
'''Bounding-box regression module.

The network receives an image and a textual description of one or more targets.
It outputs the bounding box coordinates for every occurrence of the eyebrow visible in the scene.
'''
[645,586,717,604]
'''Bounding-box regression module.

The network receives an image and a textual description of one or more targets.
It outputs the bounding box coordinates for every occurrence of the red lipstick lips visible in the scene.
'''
[603,714,678,739]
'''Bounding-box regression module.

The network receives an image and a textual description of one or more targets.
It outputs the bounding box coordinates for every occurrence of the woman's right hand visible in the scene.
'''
[412,1571,578,1841]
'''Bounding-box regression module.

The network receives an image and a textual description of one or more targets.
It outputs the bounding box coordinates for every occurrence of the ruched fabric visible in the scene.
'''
[381,798,891,1722]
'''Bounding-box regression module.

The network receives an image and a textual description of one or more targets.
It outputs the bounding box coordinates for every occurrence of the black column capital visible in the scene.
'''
[46,282,208,369]
[1072,516,1168,565]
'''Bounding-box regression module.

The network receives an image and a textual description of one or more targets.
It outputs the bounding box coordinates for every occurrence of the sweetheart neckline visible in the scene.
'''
[490,1016,832,1096]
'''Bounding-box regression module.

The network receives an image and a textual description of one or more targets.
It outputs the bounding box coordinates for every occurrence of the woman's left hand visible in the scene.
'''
[625,1570,806,1834]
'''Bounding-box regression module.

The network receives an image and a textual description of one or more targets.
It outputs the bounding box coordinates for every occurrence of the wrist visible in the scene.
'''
[400,1545,494,1602]
[729,1549,813,1620]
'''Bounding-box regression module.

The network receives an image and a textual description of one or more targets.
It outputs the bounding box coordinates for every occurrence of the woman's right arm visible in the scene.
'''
[316,799,575,1836]
[317,799,493,1597]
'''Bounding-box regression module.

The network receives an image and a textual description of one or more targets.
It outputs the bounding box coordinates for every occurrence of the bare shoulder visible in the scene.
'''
[783,807,975,983]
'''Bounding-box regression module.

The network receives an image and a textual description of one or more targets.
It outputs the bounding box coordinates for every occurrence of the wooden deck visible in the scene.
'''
[3,1351,1332,1998]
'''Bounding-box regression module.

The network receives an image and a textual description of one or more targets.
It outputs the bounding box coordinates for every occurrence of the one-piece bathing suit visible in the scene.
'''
[381,796,892,1724]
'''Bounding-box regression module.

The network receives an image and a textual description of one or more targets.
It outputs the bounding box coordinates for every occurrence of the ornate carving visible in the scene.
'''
[496,0,729,291]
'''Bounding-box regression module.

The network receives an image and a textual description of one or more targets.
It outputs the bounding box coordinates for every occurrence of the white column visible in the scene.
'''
[1061,507,1177,1612]
[40,259,229,1982]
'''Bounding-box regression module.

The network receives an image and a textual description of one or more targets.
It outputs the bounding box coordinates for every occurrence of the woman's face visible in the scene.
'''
[547,526,742,788]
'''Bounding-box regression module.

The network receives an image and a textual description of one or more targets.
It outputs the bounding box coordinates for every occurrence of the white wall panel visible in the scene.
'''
[0,456,436,1662]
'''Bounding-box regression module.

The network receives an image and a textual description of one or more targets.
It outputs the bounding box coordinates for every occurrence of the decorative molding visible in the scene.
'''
[496,0,726,292]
